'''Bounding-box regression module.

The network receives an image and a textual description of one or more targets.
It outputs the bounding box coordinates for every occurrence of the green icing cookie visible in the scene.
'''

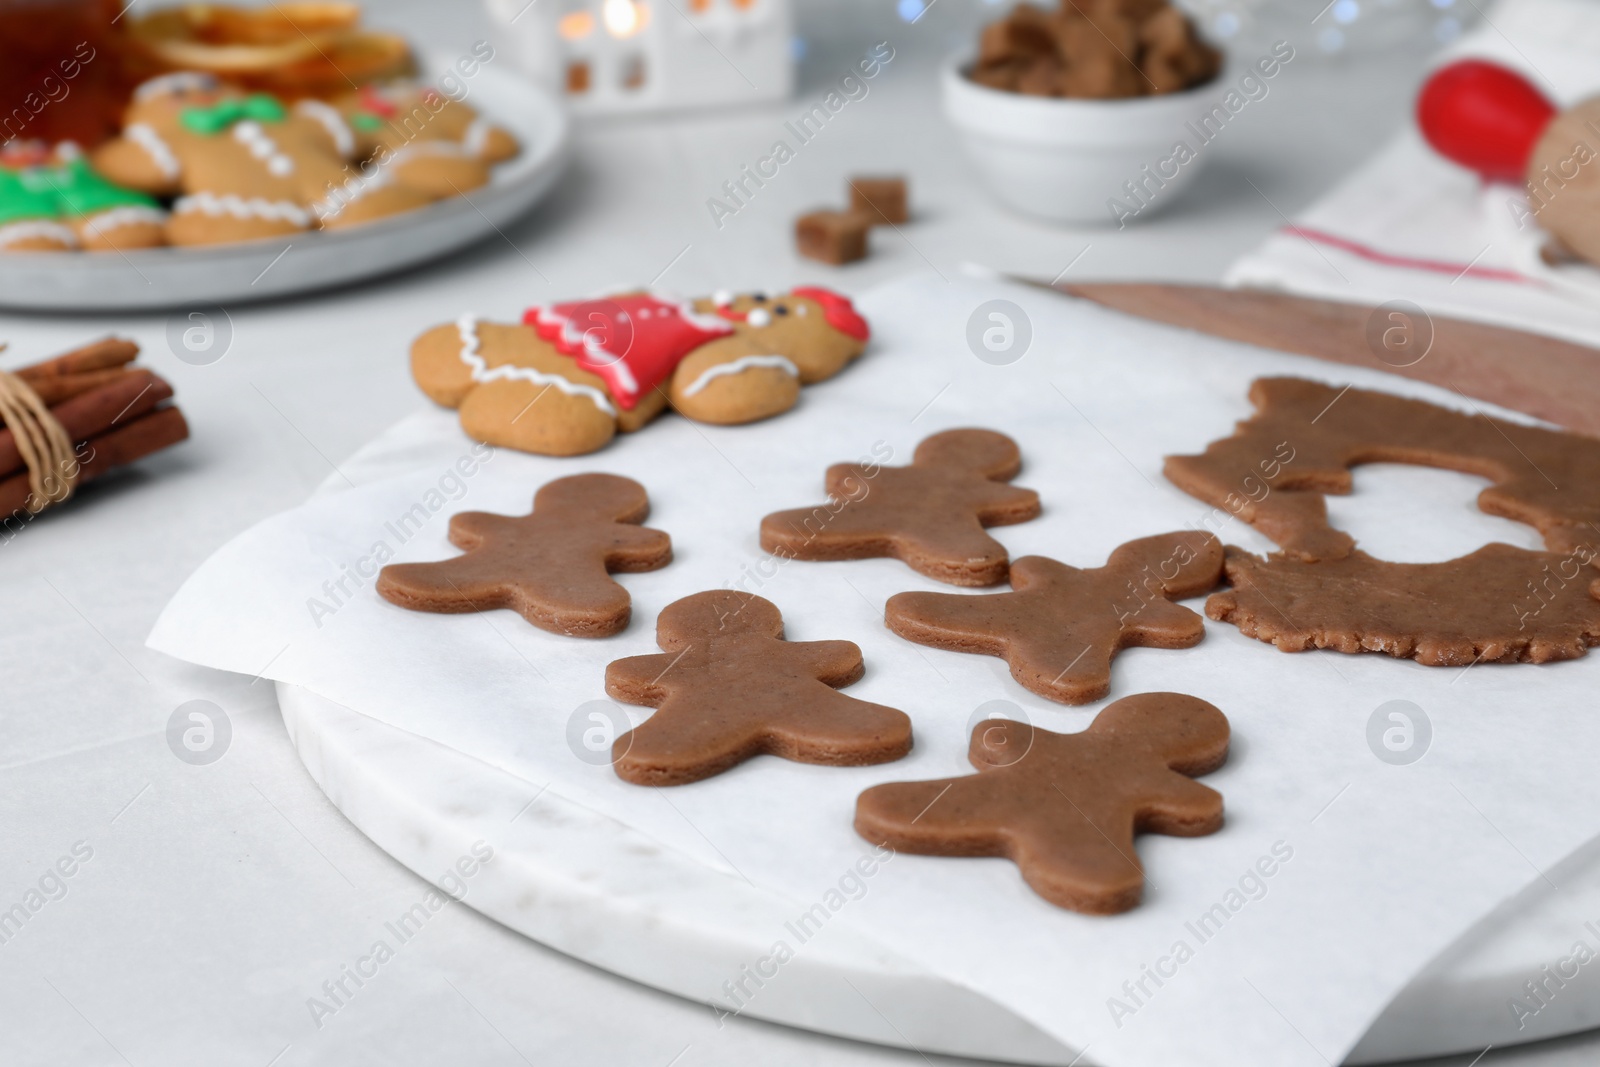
[180,94,287,136]
[0,157,159,227]
[0,169,60,225]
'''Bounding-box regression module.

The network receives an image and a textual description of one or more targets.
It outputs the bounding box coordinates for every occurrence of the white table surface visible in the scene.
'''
[3,2,1595,1064]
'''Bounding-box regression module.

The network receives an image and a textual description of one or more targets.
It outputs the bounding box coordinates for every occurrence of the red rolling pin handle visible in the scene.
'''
[1416,59,1558,183]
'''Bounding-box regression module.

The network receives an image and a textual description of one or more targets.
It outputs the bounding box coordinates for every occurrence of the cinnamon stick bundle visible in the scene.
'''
[25,368,137,406]
[0,337,188,518]
[0,406,189,517]
[15,338,139,381]
[0,370,172,478]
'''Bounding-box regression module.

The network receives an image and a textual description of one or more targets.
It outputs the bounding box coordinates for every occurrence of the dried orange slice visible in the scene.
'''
[199,3,363,44]
[123,3,413,97]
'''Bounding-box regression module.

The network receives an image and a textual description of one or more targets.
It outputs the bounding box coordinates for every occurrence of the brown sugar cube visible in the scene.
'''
[969,58,1028,92]
[1073,2,1140,55]
[967,0,1215,100]
[795,209,871,265]
[1061,49,1145,99]
[848,176,909,225]
[1127,0,1171,19]
[1070,59,1146,99]
[1139,6,1220,93]
[1172,36,1222,89]
[1139,4,1190,48]
[1056,11,1145,98]
[1084,0,1166,21]
[978,3,1058,64]
[1141,33,1192,93]
[977,20,1016,64]
[1016,56,1067,96]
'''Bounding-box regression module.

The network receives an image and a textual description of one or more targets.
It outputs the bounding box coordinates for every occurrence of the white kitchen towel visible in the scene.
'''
[151,274,1600,1066]
[1226,0,1600,348]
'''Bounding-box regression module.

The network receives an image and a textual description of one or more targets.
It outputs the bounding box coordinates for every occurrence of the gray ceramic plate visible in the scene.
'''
[0,66,568,311]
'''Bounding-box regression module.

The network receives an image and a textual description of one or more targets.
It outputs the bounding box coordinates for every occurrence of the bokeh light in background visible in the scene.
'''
[1180,0,1473,57]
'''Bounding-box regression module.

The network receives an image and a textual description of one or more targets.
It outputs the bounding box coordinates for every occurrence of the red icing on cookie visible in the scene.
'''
[1,141,53,168]
[792,286,870,342]
[524,293,733,410]
[357,84,398,118]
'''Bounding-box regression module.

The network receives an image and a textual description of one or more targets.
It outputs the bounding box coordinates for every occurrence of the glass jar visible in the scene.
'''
[0,0,130,148]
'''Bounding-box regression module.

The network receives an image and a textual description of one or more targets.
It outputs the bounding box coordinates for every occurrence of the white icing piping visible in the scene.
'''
[134,71,219,100]
[387,140,469,167]
[462,117,491,157]
[126,123,180,179]
[79,206,167,237]
[530,305,643,398]
[456,314,616,418]
[174,192,310,227]
[609,356,639,397]
[681,355,799,398]
[233,120,295,177]
[294,100,356,157]
[0,219,79,248]
[675,293,739,333]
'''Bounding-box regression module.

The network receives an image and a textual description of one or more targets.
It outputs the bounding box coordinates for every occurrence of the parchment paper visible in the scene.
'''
[150,275,1600,1066]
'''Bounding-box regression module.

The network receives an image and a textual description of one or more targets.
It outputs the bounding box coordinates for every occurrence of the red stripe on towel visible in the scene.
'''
[1282,225,1536,285]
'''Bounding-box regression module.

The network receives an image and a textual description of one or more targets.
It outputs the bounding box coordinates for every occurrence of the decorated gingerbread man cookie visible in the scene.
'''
[91,72,492,245]
[375,473,671,637]
[855,692,1230,914]
[330,83,519,200]
[885,532,1224,704]
[0,142,166,252]
[605,589,912,785]
[761,428,1041,586]
[410,288,870,456]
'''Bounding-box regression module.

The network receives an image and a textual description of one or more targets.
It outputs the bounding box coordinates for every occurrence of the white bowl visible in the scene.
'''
[942,56,1219,226]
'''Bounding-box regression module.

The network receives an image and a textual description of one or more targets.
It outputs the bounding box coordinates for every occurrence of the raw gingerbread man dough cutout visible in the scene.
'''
[886,532,1224,704]
[855,692,1230,914]
[605,590,912,786]
[375,473,670,637]
[760,428,1042,586]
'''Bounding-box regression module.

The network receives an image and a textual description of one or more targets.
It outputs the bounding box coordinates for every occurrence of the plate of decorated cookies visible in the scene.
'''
[0,4,566,310]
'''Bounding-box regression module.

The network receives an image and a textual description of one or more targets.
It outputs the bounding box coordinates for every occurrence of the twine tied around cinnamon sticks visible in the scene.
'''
[0,337,190,521]
[0,368,78,512]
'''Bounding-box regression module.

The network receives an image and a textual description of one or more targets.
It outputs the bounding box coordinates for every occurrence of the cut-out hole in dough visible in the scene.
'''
[1323,463,1544,563]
